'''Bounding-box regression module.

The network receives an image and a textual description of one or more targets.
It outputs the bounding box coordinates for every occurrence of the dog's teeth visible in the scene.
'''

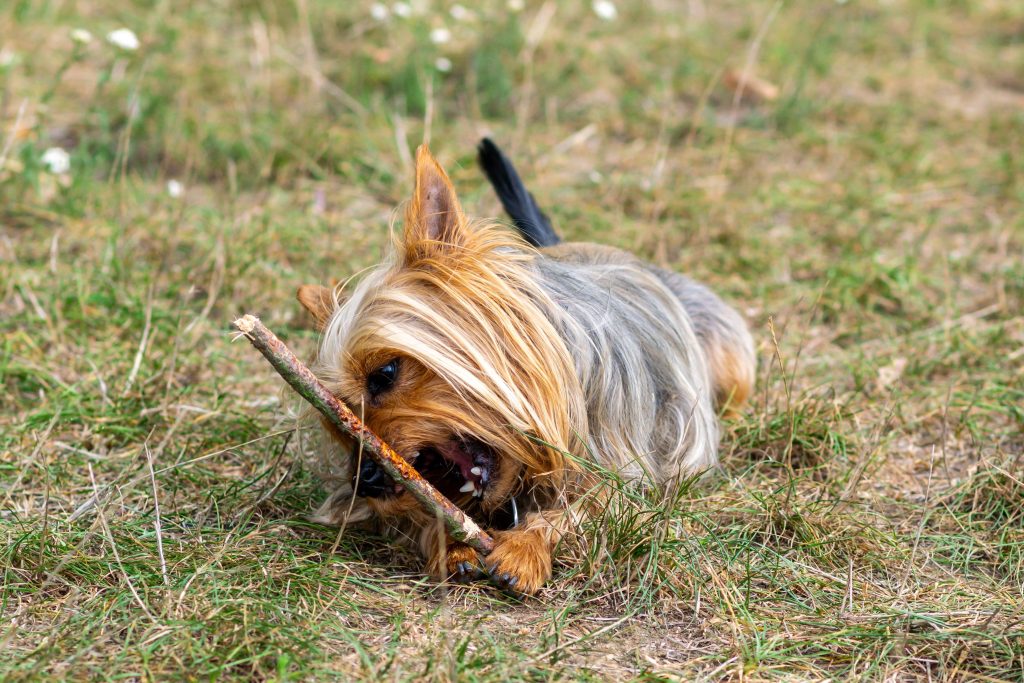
[474,489,483,498]
[459,481,475,493]
[470,466,482,476]
[409,450,420,460]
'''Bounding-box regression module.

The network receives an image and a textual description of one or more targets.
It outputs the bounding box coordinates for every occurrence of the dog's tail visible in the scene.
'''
[477,138,560,248]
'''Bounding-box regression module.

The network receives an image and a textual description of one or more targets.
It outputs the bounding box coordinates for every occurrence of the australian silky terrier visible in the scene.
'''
[298,140,754,594]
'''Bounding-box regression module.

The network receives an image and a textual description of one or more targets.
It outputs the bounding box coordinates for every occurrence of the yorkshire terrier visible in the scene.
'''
[298,139,755,595]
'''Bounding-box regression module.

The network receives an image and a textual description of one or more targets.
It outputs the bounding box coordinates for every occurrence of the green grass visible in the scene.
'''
[2,0,1023,679]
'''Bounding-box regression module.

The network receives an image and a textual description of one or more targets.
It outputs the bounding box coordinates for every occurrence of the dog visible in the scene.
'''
[297,139,755,595]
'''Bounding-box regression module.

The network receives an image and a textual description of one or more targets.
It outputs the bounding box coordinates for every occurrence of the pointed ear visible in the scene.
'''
[404,145,466,255]
[296,284,336,330]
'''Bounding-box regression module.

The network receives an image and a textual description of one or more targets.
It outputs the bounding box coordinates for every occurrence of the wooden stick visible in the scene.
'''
[232,314,495,554]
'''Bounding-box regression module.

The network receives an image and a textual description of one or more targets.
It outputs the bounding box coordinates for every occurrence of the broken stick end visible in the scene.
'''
[233,314,259,335]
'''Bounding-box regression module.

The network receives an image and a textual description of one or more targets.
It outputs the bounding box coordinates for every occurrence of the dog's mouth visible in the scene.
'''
[409,439,494,501]
[357,437,494,502]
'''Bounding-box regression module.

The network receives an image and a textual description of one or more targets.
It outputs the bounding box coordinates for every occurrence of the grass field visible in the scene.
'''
[2,0,1023,680]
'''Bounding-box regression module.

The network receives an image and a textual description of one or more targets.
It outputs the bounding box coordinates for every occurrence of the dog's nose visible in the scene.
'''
[354,456,392,497]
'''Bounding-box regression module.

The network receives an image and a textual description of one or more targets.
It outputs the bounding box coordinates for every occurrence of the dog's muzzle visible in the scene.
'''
[354,456,393,498]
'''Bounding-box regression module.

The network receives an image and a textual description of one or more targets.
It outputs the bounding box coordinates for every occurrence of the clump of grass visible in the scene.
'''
[726,389,855,473]
[557,463,708,610]
[933,460,1024,585]
[736,491,894,567]
[952,462,1024,527]
[558,451,896,625]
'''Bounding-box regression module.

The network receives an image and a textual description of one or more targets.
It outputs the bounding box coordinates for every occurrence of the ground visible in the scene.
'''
[1,1,1022,680]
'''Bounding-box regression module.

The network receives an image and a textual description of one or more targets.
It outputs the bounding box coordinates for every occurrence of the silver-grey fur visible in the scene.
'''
[532,242,755,484]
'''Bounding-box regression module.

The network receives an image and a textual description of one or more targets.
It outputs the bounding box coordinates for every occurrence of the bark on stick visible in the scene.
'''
[232,314,495,554]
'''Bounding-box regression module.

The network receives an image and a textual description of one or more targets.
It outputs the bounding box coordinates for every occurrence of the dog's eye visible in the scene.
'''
[366,358,399,397]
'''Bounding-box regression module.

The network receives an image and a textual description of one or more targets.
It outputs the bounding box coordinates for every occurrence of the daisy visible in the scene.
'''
[41,148,71,175]
[592,1,617,21]
[106,28,140,51]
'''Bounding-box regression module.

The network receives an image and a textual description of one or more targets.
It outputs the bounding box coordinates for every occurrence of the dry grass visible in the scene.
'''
[1,0,1022,680]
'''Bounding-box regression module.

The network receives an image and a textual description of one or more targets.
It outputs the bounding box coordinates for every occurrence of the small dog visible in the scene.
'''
[298,140,754,594]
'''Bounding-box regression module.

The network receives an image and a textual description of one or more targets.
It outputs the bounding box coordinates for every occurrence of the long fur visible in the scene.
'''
[314,221,735,486]
[316,222,587,493]
[301,142,755,593]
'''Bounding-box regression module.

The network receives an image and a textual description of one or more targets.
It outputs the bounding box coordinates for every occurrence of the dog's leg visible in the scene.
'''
[706,340,756,416]
[485,509,573,595]
[420,524,484,583]
[444,541,483,583]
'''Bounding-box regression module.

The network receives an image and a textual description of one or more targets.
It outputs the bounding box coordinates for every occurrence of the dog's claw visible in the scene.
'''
[444,542,483,584]
[485,565,526,595]
[450,560,483,584]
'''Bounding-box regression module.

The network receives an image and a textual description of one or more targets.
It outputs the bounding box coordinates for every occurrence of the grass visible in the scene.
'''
[2,0,1023,679]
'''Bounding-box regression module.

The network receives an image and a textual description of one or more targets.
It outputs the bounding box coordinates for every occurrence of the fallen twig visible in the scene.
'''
[232,314,495,554]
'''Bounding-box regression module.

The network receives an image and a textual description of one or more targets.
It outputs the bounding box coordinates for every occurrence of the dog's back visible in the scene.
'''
[479,140,756,443]
[530,247,719,480]
[541,243,755,414]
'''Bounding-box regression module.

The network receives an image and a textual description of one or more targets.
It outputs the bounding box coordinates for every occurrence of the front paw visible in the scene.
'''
[445,542,483,584]
[484,530,552,596]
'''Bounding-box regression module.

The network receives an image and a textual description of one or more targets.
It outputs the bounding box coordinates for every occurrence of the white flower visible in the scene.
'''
[391,2,411,18]
[434,56,452,72]
[41,147,71,175]
[592,0,617,20]
[166,179,184,198]
[507,0,525,10]
[430,27,451,44]
[370,3,389,20]
[71,28,93,44]
[106,28,139,51]
[0,49,18,68]
[450,4,471,21]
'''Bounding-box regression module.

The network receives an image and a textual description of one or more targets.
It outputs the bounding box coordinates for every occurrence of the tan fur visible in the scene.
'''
[318,167,590,501]
[484,507,579,594]
[708,343,755,415]
[444,542,482,581]
[297,283,337,330]
[485,529,553,594]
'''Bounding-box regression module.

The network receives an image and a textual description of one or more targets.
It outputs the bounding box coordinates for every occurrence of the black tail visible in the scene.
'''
[477,138,560,248]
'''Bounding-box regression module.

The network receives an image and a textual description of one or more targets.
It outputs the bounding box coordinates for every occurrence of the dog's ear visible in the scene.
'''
[296,284,336,330]
[404,145,466,256]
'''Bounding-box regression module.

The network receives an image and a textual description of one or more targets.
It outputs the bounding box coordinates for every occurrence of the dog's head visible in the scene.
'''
[298,146,587,519]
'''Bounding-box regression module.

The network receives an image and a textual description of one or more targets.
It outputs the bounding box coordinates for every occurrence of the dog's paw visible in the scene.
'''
[484,530,551,596]
[446,542,483,584]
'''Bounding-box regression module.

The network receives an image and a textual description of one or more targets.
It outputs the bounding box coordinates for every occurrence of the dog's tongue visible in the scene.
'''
[438,441,476,482]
